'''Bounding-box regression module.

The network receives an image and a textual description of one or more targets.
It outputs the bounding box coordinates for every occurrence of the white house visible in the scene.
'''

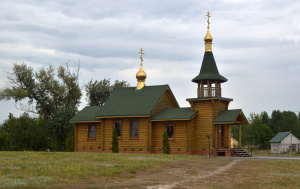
[269,132,300,154]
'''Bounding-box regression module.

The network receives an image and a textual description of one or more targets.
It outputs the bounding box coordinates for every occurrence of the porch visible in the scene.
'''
[213,109,249,157]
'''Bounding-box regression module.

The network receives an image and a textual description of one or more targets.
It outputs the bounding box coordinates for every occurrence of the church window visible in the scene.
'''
[114,121,122,137]
[130,121,138,138]
[167,126,174,139]
[88,125,96,138]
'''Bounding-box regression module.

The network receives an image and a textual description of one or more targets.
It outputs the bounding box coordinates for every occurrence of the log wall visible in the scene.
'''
[152,121,188,152]
[75,122,102,151]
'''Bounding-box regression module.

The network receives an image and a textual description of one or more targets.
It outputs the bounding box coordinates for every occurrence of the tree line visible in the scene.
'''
[0,63,129,151]
[232,110,300,149]
[1,63,299,151]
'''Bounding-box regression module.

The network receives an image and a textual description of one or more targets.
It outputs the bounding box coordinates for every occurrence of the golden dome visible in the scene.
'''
[204,29,213,42]
[136,48,147,90]
[136,65,147,80]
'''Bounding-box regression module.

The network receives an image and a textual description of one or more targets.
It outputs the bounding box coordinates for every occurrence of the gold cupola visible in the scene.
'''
[204,11,213,52]
[136,48,147,90]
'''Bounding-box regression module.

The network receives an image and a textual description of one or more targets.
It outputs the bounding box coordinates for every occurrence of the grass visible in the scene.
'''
[217,159,300,189]
[251,149,300,156]
[0,151,300,188]
[0,151,195,188]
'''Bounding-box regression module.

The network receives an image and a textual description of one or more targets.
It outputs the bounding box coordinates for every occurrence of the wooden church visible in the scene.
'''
[70,12,248,156]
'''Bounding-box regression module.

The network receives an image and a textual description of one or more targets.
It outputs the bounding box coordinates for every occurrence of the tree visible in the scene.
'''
[162,131,170,154]
[0,63,81,151]
[85,78,130,106]
[270,110,283,134]
[261,111,270,126]
[0,113,48,151]
[112,129,119,153]
[253,124,274,149]
[282,111,299,137]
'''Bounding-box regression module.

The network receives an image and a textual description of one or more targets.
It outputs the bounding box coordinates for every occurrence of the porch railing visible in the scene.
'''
[198,87,221,98]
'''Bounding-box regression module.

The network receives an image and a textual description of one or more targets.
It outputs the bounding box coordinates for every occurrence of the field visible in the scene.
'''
[0,152,300,189]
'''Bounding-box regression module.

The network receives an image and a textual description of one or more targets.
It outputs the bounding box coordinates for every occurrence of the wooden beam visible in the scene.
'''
[228,125,231,149]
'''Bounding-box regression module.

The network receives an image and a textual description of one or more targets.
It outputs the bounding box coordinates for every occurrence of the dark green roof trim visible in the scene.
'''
[214,109,248,124]
[269,132,291,143]
[192,51,227,83]
[151,108,198,121]
[69,106,102,123]
[96,85,179,118]
[186,97,233,101]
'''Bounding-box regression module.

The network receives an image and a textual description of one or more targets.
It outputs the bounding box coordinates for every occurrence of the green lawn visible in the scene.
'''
[0,151,195,188]
[0,151,300,189]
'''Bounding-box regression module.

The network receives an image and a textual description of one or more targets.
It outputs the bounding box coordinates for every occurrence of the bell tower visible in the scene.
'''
[186,12,233,155]
[192,11,227,98]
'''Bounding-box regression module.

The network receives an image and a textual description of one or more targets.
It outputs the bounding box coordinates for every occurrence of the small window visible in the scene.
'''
[167,126,174,138]
[114,121,122,137]
[130,121,138,138]
[88,125,96,138]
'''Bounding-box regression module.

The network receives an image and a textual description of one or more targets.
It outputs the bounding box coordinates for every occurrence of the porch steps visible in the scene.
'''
[232,148,251,157]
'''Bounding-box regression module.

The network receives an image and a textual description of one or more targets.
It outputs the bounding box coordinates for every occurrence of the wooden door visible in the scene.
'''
[218,125,224,147]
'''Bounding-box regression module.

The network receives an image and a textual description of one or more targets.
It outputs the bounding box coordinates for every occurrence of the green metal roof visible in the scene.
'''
[151,108,198,121]
[69,106,102,123]
[269,132,290,143]
[96,85,178,117]
[214,109,247,124]
[192,51,227,83]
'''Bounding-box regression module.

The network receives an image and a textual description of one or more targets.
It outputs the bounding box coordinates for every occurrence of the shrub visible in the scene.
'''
[162,131,170,154]
[65,131,75,152]
[112,129,119,153]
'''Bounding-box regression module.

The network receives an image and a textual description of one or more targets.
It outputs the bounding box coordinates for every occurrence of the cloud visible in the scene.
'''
[1,0,300,123]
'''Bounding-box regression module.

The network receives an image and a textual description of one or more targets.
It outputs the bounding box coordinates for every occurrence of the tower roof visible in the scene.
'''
[192,12,227,83]
[192,51,227,83]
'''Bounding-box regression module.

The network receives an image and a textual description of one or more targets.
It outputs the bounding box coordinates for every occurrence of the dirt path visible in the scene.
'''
[67,158,241,189]
[146,159,240,189]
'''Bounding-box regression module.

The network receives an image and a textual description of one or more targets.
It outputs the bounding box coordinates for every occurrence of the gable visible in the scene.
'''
[214,109,248,125]
[151,89,179,116]
[96,85,176,118]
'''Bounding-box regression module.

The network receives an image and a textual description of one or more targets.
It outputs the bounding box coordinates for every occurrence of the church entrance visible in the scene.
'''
[217,125,229,148]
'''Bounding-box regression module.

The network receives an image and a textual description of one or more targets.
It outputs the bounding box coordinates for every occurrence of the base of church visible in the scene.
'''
[76,150,221,156]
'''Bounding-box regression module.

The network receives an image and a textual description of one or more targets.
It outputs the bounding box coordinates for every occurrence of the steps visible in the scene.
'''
[232,148,251,157]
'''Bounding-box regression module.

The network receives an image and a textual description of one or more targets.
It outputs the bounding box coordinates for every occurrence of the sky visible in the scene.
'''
[0,0,300,123]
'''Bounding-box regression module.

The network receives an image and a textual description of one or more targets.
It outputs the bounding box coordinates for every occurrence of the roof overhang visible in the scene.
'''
[70,121,102,124]
[186,97,233,102]
[214,109,248,125]
[96,115,150,119]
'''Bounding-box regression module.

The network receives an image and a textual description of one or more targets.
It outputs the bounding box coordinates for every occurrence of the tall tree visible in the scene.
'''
[261,111,270,126]
[0,63,81,151]
[270,110,283,134]
[85,78,130,106]
[282,111,298,135]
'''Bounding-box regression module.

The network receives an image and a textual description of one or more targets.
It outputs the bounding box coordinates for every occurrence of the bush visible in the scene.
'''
[162,131,170,154]
[65,131,75,152]
[112,129,119,153]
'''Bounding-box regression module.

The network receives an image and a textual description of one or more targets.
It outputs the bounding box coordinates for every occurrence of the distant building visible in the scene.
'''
[269,132,300,154]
